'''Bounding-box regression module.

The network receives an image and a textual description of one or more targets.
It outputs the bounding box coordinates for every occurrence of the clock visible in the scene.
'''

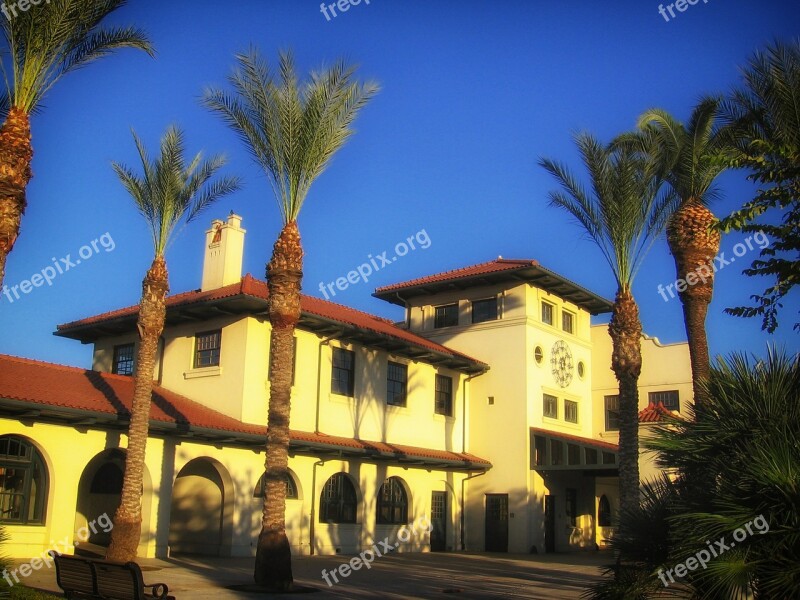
[550,340,573,388]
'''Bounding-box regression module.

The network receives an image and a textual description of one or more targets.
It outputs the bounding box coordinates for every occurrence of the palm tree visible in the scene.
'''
[719,38,800,332]
[105,127,241,562]
[629,99,731,407]
[539,133,674,520]
[203,49,377,590]
[0,0,153,286]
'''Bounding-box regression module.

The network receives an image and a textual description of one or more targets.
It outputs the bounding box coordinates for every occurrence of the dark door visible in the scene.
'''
[545,495,555,552]
[485,494,508,552]
[430,491,447,551]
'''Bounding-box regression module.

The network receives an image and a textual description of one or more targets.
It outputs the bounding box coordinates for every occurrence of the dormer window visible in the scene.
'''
[434,303,458,328]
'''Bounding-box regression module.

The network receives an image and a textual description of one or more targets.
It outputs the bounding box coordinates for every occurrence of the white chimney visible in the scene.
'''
[201,213,245,291]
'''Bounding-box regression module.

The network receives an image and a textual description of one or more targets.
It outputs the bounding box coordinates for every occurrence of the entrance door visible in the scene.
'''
[430,491,447,552]
[484,494,508,552]
[545,495,555,552]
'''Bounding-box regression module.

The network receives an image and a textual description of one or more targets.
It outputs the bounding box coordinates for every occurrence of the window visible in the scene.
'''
[543,393,558,418]
[649,390,680,411]
[605,395,620,431]
[565,399,578,423]
[387,362,408,407]
[471,298,497,324]
[331,347,355,396]
[534,346,544,365]
[568,444,581,466]
[566,489,577,527]
[269,336,297,385]
[550,440,563,465]
[376,477,408,524]
[541,301,554,326]
[562,311,575,334]
[534,436,547,466]
[319,473,357,523]
[434,303,459,328]
[194,330,221,368]
[254,471,298,500]
[435,374,453,416]
[112,343,134,375]
[0,436,48,524]
[577,361,585,378]
[598,495,612,527]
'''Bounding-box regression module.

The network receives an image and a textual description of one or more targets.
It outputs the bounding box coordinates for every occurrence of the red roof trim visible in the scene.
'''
[375,259,538,293]
[530,427,619,452]
[0,354,490,467]
[638,401,678,423]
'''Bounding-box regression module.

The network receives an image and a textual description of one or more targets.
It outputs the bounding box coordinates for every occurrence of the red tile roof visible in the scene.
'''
[530,427,619,452]
[0,354,490,468]
[375,259,539,293]
[638,401,677,423]
[56,275,487,372]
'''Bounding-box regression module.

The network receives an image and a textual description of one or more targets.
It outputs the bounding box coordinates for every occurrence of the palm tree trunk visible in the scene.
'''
[666,199,720,408]
[254,221,302,590]
[0,107,33,287]
[608,288,642,518]
[106,256,168,563]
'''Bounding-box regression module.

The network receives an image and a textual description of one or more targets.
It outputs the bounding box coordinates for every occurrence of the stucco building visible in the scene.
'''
[0,214,689,559]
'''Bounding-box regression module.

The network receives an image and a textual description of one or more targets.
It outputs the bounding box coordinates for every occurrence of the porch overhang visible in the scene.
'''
[530,428,619,472]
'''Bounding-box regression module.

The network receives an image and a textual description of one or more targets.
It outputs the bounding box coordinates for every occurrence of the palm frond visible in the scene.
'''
[113,126,241,257]
[203,47,378,224]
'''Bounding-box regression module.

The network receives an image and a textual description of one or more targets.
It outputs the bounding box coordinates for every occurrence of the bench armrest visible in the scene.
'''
[144,582,170,599]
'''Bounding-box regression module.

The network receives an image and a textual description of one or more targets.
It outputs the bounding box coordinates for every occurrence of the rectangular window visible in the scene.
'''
[562,310,575,334]
[269,336,297,385]
[568,444,581,466]
[566,488,577,527]
[541,301,554,326]
[605,395,620,431]
[534,436,547,466]
[543,393,558,418]
[434,303,459,328]
[387,362,408,407]
[564,399,578,423]
[550,440,563,465]
[649,390,680,410]
[435,374,453,416]
[194,330,221,368]
[331,347,355,396]
[112,343,135,375]
[471,298,498,323]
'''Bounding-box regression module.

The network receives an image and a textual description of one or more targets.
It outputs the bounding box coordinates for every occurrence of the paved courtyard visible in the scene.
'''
[15,551,608,599]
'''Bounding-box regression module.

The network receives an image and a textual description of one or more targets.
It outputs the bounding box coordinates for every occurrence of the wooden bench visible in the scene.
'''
[52,553,174,600]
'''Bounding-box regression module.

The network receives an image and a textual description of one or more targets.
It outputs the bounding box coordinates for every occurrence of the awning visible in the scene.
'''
[530,428,618,471]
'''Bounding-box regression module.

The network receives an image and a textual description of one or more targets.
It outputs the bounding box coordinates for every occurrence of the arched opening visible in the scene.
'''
[598,494,612,527]
[376,477,408,524]
[0,435,48,525]
[319,473,358,524]
[168,458,234,556]
[253,469,300,500]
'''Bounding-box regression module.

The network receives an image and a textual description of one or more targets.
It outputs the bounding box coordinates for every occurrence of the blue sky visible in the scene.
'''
[1,0,798,367]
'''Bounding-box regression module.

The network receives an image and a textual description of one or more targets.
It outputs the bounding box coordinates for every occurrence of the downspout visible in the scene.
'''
[308,458,328,556]
[156,336,165,385]
[460,469,487,551]
[461,372,481,454]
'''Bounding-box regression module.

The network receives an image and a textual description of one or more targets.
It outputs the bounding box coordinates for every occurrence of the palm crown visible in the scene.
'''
[0,0,153,117]
[112,126,242,256]
[202,48,379,224]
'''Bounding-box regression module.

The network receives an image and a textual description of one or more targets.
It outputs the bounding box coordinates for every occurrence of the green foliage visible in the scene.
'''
[539,132,676,289]
[589,348,800,598]
[112,126,242,256]
[203,48,379,224]
[718,39,800,332]
[0,0,153,116]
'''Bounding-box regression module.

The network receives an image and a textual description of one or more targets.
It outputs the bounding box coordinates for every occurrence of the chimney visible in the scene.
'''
[201,213,245,291]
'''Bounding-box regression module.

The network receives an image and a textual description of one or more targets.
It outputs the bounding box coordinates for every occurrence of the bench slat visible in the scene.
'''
[53,553,172,600]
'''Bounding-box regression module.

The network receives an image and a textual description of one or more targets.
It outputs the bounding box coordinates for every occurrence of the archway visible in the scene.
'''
[168,458,234,556]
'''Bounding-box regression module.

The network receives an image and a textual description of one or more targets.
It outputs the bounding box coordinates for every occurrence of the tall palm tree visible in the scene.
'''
[630,99,731,407]
[105,126,240,562]
[203,49,377,590]
[540,133,674,517]
[0,0,153,286]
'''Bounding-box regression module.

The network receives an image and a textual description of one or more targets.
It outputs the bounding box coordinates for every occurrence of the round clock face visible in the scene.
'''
[550,340,574,388]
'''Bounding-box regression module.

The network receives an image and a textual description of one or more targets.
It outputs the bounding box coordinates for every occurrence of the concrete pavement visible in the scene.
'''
[14,551,609,599]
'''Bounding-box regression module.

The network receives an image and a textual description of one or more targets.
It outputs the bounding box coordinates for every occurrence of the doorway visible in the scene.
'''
[484,494,508,552]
